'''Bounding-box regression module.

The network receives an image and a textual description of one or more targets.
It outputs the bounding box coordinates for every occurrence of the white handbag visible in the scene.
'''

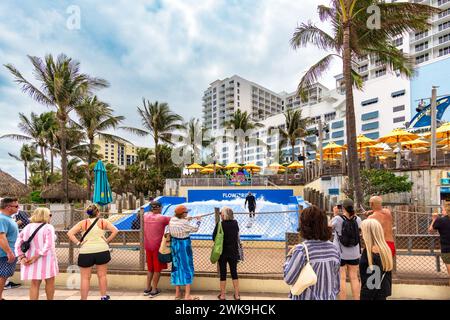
[290,243,318,296]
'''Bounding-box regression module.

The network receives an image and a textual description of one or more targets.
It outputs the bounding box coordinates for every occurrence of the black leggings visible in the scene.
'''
[218,256,239,281]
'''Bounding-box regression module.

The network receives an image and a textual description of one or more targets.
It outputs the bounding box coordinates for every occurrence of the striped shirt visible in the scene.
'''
[284,240,340,300]
[168,217,201,239]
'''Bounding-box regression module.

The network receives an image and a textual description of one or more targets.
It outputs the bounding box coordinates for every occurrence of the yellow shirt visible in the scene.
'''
[79,218,109,254]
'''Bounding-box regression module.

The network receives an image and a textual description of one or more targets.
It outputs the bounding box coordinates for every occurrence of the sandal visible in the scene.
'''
[185,296,200,300]
[234,294,241,300]
[175,296,183,300]
[217,294,226,300]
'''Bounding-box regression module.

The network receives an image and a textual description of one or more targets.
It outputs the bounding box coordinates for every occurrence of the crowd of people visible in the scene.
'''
[0,193,449,301]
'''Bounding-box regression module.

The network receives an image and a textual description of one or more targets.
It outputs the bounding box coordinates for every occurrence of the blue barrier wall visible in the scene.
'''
[188,189,294,204]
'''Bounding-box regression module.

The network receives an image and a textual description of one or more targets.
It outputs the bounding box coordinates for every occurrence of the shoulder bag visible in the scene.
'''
[20,223,46,253]
[210,221,224,264]
[290,243,318,296]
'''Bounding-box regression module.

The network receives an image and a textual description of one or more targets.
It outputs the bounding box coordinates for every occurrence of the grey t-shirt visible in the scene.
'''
[331,215,362,260]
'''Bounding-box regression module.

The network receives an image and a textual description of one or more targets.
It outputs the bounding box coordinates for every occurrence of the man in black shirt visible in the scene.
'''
[244,192,256,219]
[429,205,450,284]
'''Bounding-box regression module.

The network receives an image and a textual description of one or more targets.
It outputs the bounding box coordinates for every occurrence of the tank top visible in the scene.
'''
[79,218,109,254]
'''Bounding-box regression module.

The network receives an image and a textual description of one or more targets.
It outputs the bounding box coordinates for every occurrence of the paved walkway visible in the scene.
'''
[2,287,289,301]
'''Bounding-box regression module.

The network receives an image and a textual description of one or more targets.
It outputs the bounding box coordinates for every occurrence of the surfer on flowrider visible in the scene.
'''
[245,192,256,228]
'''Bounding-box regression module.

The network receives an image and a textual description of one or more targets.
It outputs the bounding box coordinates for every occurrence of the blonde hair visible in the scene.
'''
[220,207,234,221]
[361,219,393,272]
[30,207,51,224]
[85,204,100,217]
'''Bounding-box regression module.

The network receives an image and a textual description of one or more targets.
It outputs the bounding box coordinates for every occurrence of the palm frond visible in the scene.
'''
[291,22,338,51]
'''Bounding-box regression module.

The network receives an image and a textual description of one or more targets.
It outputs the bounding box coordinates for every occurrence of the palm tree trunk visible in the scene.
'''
[58,117,69,203]
[87,138,94,200]
[24,162,28,187]
[343,22,363,208]
[154,138,160,175]
[291,141,295,163]
[302,143,306,169]
[240,142,244,164]
[50,147,54,175]
[40,145,47,186]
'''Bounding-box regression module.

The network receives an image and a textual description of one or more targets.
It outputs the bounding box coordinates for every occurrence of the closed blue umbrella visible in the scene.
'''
[93,160,113,206]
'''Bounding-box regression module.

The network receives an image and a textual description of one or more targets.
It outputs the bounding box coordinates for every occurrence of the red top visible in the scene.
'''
[144,213,171,251]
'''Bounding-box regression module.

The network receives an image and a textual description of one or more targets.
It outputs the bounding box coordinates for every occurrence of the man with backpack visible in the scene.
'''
[331,199,362,300]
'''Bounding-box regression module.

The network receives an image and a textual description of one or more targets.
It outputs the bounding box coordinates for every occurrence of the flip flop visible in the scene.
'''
[234,294,241,300]
[185,296,200,300]
[217,294,226,300]
[175,296,183,300]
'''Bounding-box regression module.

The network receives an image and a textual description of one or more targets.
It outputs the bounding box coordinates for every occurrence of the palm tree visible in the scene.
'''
[277,109,314,168]
[1,112,55,186]
[44,113,59,175]
[177,118,210,164]
[136,147,154,170]
[8,144,40,186]
[224,109,263,164]
[74,95,126,198]
[291,0,438,207]
[122,99,183,174]
[5,54,109,202]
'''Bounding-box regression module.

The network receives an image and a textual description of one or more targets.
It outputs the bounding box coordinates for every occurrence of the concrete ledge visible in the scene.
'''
[9,272,450,300]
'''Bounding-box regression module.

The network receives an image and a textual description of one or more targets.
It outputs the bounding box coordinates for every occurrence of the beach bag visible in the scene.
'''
[338,215,360,247]
[20,223,46,253]
[237,232,244,262]
[290,243,317,296]
[158,232,172,263]
[210,222,224,264]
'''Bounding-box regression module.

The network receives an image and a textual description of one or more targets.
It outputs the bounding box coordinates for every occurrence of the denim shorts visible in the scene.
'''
[0,257,17,278]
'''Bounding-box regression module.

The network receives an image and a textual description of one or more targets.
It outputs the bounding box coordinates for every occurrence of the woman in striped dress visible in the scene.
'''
[168,205,202,300]
[15,208,59,300]
[284,206,340,300]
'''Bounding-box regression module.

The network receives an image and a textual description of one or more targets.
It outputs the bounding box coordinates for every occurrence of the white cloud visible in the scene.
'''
[0,0,341,181]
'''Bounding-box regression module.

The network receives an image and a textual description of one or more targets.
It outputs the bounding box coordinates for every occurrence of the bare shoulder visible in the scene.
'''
[382,208,393,217]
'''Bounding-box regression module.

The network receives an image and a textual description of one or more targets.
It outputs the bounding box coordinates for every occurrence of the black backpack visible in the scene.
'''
[338,215,360,247]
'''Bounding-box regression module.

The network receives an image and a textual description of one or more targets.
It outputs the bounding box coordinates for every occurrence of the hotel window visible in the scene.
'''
[362,121,379,131]
[415,53,429,64]
[365,132,379,140]
[332,131,344,139]
[438,8,450,19]
[335,140,344,146]
[439,21,450,32]
[415,41,428,53]
[439,33,450,45]
[375,68,386,78]
[332,120,344,129]
[393,116,405,123]
[358,65,368,73]
[393,105,405,113]
[362,75,369,82]
[438,0,449,6]
[439,46,450,57]
[361,98,379,106]
[393,37,403,47]
[391,90,405,98]
[361,111,379,121]
[414,30,428,41]
[324,112,336,122]
[237,82,240,87]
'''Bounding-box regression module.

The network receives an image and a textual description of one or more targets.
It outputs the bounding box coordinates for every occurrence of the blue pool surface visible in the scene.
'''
[113,191,308,241]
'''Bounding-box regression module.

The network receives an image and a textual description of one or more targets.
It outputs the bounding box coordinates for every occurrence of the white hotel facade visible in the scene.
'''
[201,0,450,166]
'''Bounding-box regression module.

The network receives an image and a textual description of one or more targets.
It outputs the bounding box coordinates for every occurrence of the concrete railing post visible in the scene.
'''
[139,207,145,271]
[68,203,75,266]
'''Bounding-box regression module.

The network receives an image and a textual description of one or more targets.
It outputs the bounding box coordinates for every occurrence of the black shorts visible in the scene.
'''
[340,259,360,266]
[78,251,111,268]
[248,206,255,213]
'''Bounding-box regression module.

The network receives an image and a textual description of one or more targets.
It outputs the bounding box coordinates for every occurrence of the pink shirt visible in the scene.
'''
[144,213,171,251]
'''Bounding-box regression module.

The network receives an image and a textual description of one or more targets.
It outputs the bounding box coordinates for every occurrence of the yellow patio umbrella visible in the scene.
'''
[287,161,304,169]
[268,162,286,169]
[317,153,341,162]
[401,139,430,149]
[378,128,419,144]
[411,146,430,154]
[243,163,260,170]
[423,122,450,140]
[225,162,241,169]
[323,141,345,154]
[356,134,377,158]
[205,163,223,170]
[187,163,204,170]
[200,168,214,174]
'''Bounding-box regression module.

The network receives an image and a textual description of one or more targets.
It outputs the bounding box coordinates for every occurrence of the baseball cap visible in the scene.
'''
[150,200,162,208]
[342,199,354,210]
[174,205,191,216]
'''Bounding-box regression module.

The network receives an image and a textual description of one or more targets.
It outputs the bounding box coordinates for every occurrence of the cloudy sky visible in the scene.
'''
[0,0,341,182]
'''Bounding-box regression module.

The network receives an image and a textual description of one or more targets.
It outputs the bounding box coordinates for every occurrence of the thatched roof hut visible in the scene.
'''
[0,169,30,198]
[41,181,88,202]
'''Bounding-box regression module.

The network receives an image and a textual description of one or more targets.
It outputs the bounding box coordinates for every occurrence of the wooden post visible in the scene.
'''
[297,205,303,232]
[68,204,74,266]
[139,207,145,271]
[139,193,144,206]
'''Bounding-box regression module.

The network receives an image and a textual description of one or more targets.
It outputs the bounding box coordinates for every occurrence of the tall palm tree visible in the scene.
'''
[291,0,438,207]
[74,95,126,198]
[1,112,55,186]
[224,109,263,164]
[122,99,183,174]
[44,113,59,175]
[5,53,109,202]
[277,109,314,168]
[8,144,40,186]
[177,118,210,164]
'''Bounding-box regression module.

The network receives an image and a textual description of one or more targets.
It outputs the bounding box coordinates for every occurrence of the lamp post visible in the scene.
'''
[430,86,438,167]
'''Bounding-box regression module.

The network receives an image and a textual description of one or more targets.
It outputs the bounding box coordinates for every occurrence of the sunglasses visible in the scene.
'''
[8,205,19,208]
